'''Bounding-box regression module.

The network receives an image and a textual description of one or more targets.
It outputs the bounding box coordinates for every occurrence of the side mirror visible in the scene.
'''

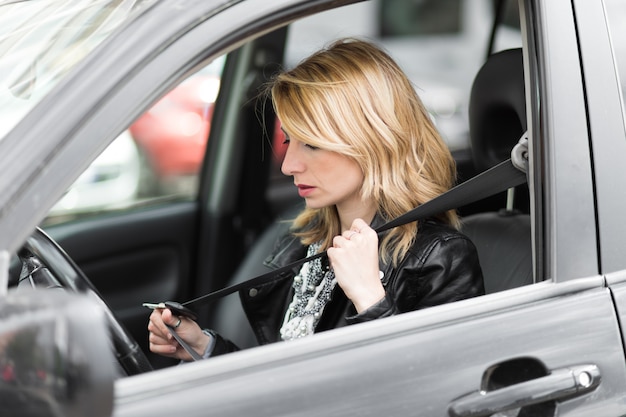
[0,289,115,417]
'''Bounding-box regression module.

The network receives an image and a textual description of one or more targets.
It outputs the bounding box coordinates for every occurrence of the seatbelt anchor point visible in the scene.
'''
[511,131,529,173]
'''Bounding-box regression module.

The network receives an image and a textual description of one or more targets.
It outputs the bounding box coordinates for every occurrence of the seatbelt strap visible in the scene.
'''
[180,157,527,312]
[166,324,203,361]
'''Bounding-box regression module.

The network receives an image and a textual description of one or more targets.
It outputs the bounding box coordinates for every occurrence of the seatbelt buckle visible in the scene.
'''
[142,301,198,321]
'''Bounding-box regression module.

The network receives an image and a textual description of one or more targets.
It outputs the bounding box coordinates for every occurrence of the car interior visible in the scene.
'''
[460,47,533,294]
[203,1,533,350]
[208,46,533,351]
[10,0,537,373]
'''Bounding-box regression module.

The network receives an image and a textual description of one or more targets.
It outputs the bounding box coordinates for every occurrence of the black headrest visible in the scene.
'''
[469,48,526,172]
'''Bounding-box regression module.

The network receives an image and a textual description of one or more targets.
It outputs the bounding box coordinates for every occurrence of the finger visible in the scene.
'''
[333,232,354,248]
[352,221,379,245]
[149,339,177,355]
[343,230,358,240]
[154,308,177,340]
[351,218,367,230]
[148,331,171,347]
[351,218,375,234]
[148,330,177,355]
[148,310,166,336]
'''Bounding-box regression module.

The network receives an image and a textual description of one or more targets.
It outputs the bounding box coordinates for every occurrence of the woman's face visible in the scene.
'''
[280,130,368,215]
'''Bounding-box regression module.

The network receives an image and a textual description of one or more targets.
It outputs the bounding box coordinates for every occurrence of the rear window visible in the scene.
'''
[379,0,462,37]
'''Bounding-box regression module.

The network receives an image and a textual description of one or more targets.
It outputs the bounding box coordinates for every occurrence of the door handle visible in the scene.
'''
[448,364,600,417]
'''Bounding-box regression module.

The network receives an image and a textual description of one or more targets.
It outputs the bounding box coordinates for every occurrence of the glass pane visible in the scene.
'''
[47,131,142,219]
[0,0,152,141]
[129,57,224,198]
[44,56,226,225]
[379,0,462,37]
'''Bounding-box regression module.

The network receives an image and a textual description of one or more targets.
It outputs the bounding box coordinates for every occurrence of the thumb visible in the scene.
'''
[162,308,180,327]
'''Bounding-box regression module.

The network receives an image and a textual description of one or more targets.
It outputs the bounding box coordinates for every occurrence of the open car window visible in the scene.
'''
[43,56,226,224]
[43,0,523,225]
[28,1,535,359]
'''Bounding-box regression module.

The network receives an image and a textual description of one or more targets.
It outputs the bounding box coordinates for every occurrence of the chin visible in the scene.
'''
[303,199,326,210]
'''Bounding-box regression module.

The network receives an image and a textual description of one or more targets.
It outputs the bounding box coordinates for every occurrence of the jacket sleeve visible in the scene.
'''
[203,330,240,357]
[346,233,485,324]
[178,330,239,364]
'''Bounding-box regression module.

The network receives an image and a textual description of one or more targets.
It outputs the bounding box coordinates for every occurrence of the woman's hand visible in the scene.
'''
[147,308,210,361]
[327,218,385,313]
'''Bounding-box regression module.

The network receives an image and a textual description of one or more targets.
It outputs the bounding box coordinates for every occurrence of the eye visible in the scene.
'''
[305,144,319,150]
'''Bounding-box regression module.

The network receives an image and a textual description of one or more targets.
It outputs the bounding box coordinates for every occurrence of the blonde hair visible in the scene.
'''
[270,38,458,266]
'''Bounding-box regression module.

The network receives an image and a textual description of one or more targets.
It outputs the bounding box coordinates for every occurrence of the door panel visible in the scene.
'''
[574,0,626,273]
[606,272,626,366]
[43,201,200,366]
[114,283,626,416]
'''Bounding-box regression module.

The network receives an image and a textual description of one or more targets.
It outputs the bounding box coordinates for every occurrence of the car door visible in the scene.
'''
[586,0,626,378]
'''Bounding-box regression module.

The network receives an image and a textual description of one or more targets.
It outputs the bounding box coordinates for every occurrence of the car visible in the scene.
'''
[128,63,221,194]
[1,0,626,416]
[127,66,288,196]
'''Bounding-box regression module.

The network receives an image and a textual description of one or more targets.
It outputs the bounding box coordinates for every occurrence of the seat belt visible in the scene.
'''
[145,140,528,358]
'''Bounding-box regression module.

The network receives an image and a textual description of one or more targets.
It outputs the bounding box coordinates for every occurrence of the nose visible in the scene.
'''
[281,141,304,176]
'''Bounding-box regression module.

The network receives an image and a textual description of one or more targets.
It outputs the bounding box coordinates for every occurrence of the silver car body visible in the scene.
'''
[1,0,626,415]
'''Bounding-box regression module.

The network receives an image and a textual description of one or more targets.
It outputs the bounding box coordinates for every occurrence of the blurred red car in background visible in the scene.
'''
[129,72,218,182]
[129,67,286,195]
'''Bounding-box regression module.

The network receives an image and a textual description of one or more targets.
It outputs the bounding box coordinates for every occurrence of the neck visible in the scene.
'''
[337,200,377,231]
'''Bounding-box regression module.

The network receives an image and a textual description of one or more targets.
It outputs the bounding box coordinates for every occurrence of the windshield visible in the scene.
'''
[0,0,153,140]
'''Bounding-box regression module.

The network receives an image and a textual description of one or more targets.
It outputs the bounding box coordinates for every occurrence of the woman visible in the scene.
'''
[148,38,484,360]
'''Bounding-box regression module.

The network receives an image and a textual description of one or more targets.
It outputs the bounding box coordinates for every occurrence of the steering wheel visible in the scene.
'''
[16,227,153,376]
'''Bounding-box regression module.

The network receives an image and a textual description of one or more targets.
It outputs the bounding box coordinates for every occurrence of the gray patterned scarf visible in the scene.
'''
[280,242,337,341]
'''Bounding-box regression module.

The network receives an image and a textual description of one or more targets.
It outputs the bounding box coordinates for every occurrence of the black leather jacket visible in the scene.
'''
[208,217,484,355]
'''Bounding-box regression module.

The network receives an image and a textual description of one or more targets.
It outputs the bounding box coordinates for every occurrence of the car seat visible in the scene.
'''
[461,48,533,293]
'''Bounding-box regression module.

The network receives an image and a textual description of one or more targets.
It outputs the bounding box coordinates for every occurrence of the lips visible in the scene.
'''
[296,184,315,197]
